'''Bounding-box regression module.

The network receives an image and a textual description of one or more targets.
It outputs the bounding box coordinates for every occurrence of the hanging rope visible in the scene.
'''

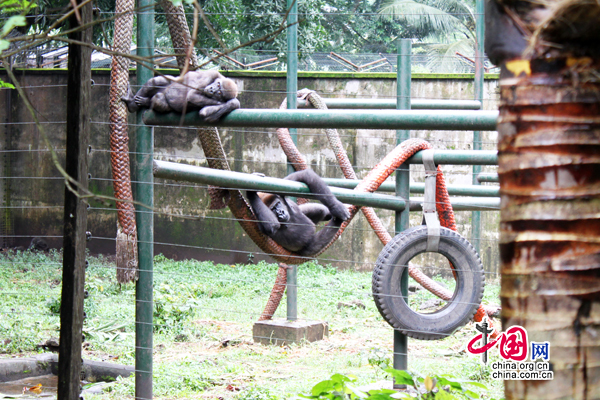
[109,0,137,283]
[273,90,498,336]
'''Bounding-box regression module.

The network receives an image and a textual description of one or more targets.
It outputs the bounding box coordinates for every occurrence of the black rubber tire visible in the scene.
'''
[372,225,485,340]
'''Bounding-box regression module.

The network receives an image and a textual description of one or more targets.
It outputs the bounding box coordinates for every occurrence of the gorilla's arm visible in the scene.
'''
[247,190,281,236]
[199,98,241,123]
[284,169,350,221]
[298,203,331,224]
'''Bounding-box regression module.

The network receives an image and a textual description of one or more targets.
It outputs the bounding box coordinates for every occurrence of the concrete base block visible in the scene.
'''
[253,319,328,345]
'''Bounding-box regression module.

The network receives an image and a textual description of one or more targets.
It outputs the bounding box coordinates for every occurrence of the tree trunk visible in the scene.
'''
[498,48,600,400]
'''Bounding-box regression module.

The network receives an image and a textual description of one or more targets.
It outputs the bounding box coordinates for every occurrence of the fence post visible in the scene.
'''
[134,1,154,399]
[57,0,92,398]
[285,0,299,320]
[471,0,485,254]
[393,38,412,385]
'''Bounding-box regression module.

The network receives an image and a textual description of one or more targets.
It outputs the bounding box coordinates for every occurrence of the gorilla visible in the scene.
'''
[122,70,240,122]
[246,169,350,256]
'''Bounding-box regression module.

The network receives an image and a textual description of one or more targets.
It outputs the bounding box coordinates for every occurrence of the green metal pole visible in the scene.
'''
[286,0,298,173]
[134,1,154,398]
[143,108,499,131]
[323,179,499,197]
[152,160,407,211]
[394,38,411,384]
[286,0,299,322]
[477,173,499,183]
[297,98,482,110]
[471,0,485,253]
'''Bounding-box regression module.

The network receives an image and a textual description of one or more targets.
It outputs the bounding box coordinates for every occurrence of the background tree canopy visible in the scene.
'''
[2,0,481,71]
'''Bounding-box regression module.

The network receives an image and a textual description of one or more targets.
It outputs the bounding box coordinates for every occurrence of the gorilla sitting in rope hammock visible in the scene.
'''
[247,169,350,256]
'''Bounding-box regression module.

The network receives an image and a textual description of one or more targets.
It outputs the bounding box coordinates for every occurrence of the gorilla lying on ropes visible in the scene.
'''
[122,70,240,122]
[247,170,350,256]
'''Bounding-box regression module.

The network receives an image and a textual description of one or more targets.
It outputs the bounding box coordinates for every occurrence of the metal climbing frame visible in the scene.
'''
[134,1,493,397]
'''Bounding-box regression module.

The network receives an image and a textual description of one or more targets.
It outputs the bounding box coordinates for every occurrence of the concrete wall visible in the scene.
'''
[0,70,500,273]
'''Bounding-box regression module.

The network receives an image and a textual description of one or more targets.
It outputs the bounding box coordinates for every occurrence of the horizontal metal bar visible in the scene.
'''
[407,149,498,165]
[143,109,499,131]
[323,178,499,197]
[477,173,499,183]
[297,98,482,110]
[409,197,499,211]
[152,160,407,211]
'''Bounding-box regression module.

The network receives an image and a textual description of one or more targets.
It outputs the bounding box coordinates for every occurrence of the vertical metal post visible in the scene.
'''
[285,0,299,321]
[286,0,298,177]
[58,2,92,398]
[134,1,154,399]
[471,0,485,254]
[286,265,298,321]
[393,39,411,382]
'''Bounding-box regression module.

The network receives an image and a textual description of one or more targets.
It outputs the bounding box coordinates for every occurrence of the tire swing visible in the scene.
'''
[372,151,485,340]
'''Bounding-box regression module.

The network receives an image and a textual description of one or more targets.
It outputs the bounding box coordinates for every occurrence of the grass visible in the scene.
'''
[0,250,503,399]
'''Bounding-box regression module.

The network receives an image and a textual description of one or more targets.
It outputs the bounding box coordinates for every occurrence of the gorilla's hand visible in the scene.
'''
[329,201,350,222]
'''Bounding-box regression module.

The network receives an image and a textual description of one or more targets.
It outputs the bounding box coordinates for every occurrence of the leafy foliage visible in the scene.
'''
[378,0,477,71]
[303,369,497,400]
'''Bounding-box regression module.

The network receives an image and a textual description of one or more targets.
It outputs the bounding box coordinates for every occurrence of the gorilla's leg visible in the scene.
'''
[284,169,350,221]
[150,92,171,113]
[121,76,171,112]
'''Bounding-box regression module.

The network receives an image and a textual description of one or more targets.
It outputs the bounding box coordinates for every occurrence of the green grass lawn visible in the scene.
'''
[0,250,503,399]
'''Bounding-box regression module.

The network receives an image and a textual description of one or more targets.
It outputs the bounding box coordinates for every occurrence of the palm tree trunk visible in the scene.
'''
[498,54,600,400]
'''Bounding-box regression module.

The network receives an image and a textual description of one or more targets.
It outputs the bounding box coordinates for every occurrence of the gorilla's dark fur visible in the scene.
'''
[246,169,350,256]
[122,70,240,122]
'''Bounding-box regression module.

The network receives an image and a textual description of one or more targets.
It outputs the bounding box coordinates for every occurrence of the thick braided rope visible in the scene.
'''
[161,0,199,71]
[273,102,496,332]
[258,264,288,320]
[109,0,137,283]
[303,90,392,244]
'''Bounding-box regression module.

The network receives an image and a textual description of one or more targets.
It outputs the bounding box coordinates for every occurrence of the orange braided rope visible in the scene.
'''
[109,0,137,283]
[274,91,498,336]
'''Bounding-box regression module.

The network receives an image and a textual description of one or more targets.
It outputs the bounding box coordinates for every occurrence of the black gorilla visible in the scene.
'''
[246,169,350,256]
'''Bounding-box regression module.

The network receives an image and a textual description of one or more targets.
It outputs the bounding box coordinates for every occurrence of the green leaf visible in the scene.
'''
[331,374,352,385]
[462,381,488,390]
[437,377,463,391]
[463,389,481,399]
[384,368,414,387]
[346,384,368,399]
[312,380,335,396]
[0,40,11,54]
[367,389,397,395]
[2,15,26,36]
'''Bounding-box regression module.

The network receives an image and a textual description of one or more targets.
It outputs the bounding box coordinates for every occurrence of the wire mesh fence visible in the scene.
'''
[5,44,499,73]
[0,65,503,399]
[0,0,505,394]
